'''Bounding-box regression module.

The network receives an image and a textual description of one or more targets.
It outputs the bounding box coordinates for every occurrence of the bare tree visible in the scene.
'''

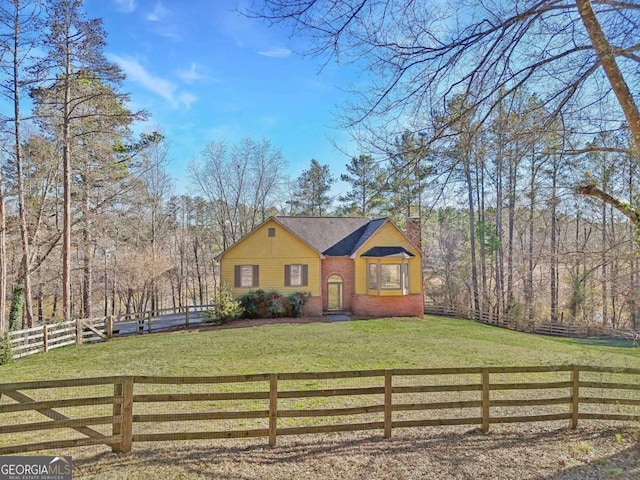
[252,0,640,231]
[191,137,286,249]
[0,0,41,327]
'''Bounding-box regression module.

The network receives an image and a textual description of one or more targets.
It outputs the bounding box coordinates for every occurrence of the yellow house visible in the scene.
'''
[217,216,424,317]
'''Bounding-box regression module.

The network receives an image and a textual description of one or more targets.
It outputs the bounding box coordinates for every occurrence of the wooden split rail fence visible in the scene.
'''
[2,305,212,360]
[1,365,639,455]
[424,303,639,340]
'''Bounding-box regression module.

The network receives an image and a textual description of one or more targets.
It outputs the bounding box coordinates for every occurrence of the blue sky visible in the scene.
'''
[84,0,359,194]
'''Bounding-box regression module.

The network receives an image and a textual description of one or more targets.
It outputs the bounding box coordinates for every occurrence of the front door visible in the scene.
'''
[327,275,343,310]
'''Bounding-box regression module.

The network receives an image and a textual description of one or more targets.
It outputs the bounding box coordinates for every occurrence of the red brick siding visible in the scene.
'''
[353,294,424,317]
[321,257,355,312]
[303,295,323,316]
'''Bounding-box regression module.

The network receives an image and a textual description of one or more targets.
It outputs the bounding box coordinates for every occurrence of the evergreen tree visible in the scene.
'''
[338,154,387,217]
[290,159,335,216]
[35,0,144,319]
[386,132,432,222]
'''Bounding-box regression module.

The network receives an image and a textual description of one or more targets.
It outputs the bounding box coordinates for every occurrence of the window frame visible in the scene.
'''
[380,263,402,290]
[235,265,259,289]
[367,260,409,294]
[368,263,378,290]
[290,264,303,287]
[285,264,308,287]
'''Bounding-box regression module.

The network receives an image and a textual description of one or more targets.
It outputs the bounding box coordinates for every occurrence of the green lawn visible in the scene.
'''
[1,315,639,382]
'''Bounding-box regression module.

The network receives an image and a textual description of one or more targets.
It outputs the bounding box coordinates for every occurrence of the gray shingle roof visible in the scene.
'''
[275,216,387,256]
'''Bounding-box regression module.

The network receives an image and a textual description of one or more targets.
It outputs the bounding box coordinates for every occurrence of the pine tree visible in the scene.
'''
[290,159,335,216]
[338,155,387,217]
[35,0,144,319]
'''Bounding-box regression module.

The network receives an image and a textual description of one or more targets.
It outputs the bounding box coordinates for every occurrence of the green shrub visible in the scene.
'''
[287,292,310,317]
[239,289,267,319]
[239,290,309,319]
[204,284,243,325]
[266,291,285,318]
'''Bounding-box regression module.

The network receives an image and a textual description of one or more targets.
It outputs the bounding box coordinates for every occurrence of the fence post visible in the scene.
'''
[147,312,152,333]
[106,316,113,340]
[75,319,83,345]
[112,376,134,453]
[43,325,49,352]
[482,369,490,433]
[570,365,580,429]
[384,370,392,439]
[269,373,278,447]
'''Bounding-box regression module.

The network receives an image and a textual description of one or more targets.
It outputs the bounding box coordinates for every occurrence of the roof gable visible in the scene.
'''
[323,217,387,256]
[350,219,422,259]
[216,218,321,261]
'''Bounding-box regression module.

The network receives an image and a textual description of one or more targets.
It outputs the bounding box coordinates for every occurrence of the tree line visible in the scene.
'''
[2,0,640,333]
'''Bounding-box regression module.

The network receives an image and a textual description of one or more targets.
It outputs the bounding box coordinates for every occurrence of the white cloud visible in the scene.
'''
[109,54,196,109]
[177,63,206,83]
[257,47,292,58]
[113,0,136,13]
[147,2,170,22]
[178,92,198,109]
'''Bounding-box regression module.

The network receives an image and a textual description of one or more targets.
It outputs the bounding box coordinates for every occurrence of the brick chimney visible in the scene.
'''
[405,217,422,250]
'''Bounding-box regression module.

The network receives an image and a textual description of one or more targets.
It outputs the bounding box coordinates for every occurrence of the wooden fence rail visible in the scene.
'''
[424,303,640,340]
[1,365,639,455]
[1,305,213,360]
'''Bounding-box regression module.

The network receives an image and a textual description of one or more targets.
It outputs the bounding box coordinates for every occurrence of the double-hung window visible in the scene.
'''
[234,265,259,288]
[285,264,308,287]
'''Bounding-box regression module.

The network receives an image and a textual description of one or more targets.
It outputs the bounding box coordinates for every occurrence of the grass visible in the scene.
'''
[1,315,639,382]
[1,315,639,457]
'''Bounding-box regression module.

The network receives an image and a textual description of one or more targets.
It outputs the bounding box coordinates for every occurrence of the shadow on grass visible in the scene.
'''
[71,425,640,479]
[569,338,638,349]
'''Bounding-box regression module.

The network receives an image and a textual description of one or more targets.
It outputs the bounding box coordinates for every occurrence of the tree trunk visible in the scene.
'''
[51,294,58,321]
[464,155,480,313]
[495,146,505,316]
[601,201,607,325]
[82,227,92,318]
[0,168,6,333]
[629,160,638,329]
[62,43,72,320]
[194,236,204,304]
[476,151,488,313]
[12,4,34,327]
[82,176,92,318]
[550,155,559,323]
[506,151,517,311]
[525,149,536,325]
[37,287,43,324]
